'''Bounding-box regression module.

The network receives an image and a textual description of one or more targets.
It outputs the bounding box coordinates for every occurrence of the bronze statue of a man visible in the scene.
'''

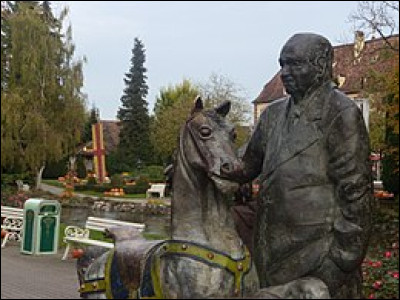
[225,33,372,298]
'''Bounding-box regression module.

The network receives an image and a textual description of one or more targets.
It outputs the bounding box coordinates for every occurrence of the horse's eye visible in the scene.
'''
[199,125,212,138]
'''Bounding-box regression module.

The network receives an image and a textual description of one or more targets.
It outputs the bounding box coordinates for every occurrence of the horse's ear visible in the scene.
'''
[192,96,203,113]
[215,101,231,117]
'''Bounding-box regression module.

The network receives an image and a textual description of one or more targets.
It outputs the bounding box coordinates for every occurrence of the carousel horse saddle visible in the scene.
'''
[79,227,252,299]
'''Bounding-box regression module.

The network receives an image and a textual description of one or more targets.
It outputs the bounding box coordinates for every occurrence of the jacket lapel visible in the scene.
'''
[276,116,322,168]
[264,82,333,177]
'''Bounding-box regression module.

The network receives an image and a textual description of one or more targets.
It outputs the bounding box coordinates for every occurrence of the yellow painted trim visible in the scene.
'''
[140,241,251,298]
[79,280,106,294]
[105,249,115,299]
[93,156,99,177]
[161,242,251,296]
[92,124,97,150]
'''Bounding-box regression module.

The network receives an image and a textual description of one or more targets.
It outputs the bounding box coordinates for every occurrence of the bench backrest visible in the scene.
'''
[1,206,24,219]
[148,184,166,191]
[85,216,145,233]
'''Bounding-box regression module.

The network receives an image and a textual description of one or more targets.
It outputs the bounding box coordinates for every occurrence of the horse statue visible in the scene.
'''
[77,97,330,299]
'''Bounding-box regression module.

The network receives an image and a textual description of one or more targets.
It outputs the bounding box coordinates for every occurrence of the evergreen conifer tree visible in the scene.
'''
[117,38,152,169]
[82,105,100,144]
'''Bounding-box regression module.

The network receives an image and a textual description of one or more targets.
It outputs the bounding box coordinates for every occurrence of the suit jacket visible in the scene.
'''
[241,81,372,293]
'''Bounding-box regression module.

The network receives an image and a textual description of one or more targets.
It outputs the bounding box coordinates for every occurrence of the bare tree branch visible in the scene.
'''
[349,1,399,51]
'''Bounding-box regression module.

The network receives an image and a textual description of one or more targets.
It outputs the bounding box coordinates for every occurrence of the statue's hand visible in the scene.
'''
[328,217,364,272]
[254,277,330,299]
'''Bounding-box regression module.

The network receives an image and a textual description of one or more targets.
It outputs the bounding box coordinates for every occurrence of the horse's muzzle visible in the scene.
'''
[219,158,244,181]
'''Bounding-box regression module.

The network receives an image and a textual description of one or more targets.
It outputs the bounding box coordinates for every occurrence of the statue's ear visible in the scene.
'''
[192,96,203,113]
[215,101,231,117]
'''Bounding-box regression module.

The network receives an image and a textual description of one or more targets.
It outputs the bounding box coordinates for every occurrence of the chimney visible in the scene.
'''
[354,31,365,63]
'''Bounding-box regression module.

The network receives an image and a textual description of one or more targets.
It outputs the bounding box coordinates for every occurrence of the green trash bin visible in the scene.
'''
[21,198,61,255]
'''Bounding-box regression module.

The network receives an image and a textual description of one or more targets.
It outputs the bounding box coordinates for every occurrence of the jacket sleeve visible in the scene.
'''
[326,105,372,272]
[237,110,268,184]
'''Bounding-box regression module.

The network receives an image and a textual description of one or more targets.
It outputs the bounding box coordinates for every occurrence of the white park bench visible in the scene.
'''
[1,206,24,248]
[62,216,145,260]
[146,183,167,198]
[15,180,30,192]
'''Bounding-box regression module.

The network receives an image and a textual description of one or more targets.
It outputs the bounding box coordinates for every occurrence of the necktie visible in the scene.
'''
[287,105,300,132]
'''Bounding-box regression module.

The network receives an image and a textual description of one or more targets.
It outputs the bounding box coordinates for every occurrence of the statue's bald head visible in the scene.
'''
[281,33,334,83]
[278,33,334,99]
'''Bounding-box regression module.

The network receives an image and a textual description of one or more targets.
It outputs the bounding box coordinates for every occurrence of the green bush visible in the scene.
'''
[74,185,88,192]
[87,176,97,185]
[123,176,150,194]
[92,184,112,193]
[76,156,87,179]
[140,165,165,182]
[106,151,132,176]
[122,185,137,194]
[42,158,68,179]
[122,184,148,195]
[382,154,399,195]
[111,174,124,188]
[382,116,399,195]
[1,173,32,188]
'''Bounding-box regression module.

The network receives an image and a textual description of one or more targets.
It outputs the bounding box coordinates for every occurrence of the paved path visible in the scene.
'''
[1,246,80,299]
[38,183,65,196]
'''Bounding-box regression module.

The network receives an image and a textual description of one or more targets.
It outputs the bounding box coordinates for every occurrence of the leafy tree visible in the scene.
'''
[372,56,399,193]
[151,75,252,162]
[1,2,86,188]
[1,1,15,92]
[197,73,251,125]
[151,80,199,162]
[117,38,152,169]
[197,73,251,147]
[154,79,199,116]
[349,1,399,193]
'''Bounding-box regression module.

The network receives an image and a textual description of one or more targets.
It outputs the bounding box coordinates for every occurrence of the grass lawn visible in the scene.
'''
[58,223,112,248]
[58,223,168,248]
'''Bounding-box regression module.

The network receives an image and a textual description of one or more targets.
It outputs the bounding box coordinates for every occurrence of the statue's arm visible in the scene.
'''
[232,112,267,184]
[326,105,372,272]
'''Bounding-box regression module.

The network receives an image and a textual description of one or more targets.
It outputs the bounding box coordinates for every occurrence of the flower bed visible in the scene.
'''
[362,204,399,299]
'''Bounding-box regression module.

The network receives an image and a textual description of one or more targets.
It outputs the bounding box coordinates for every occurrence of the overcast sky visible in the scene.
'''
[56,1,361,120]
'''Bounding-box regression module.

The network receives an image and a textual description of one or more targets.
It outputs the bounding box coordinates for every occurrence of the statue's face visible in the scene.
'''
[279,41,319,99]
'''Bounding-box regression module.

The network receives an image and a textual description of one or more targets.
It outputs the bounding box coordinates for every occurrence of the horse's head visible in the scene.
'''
[179,96,242,194]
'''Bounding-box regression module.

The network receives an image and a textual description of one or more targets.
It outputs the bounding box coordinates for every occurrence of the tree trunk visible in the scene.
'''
[35,165,46,190]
